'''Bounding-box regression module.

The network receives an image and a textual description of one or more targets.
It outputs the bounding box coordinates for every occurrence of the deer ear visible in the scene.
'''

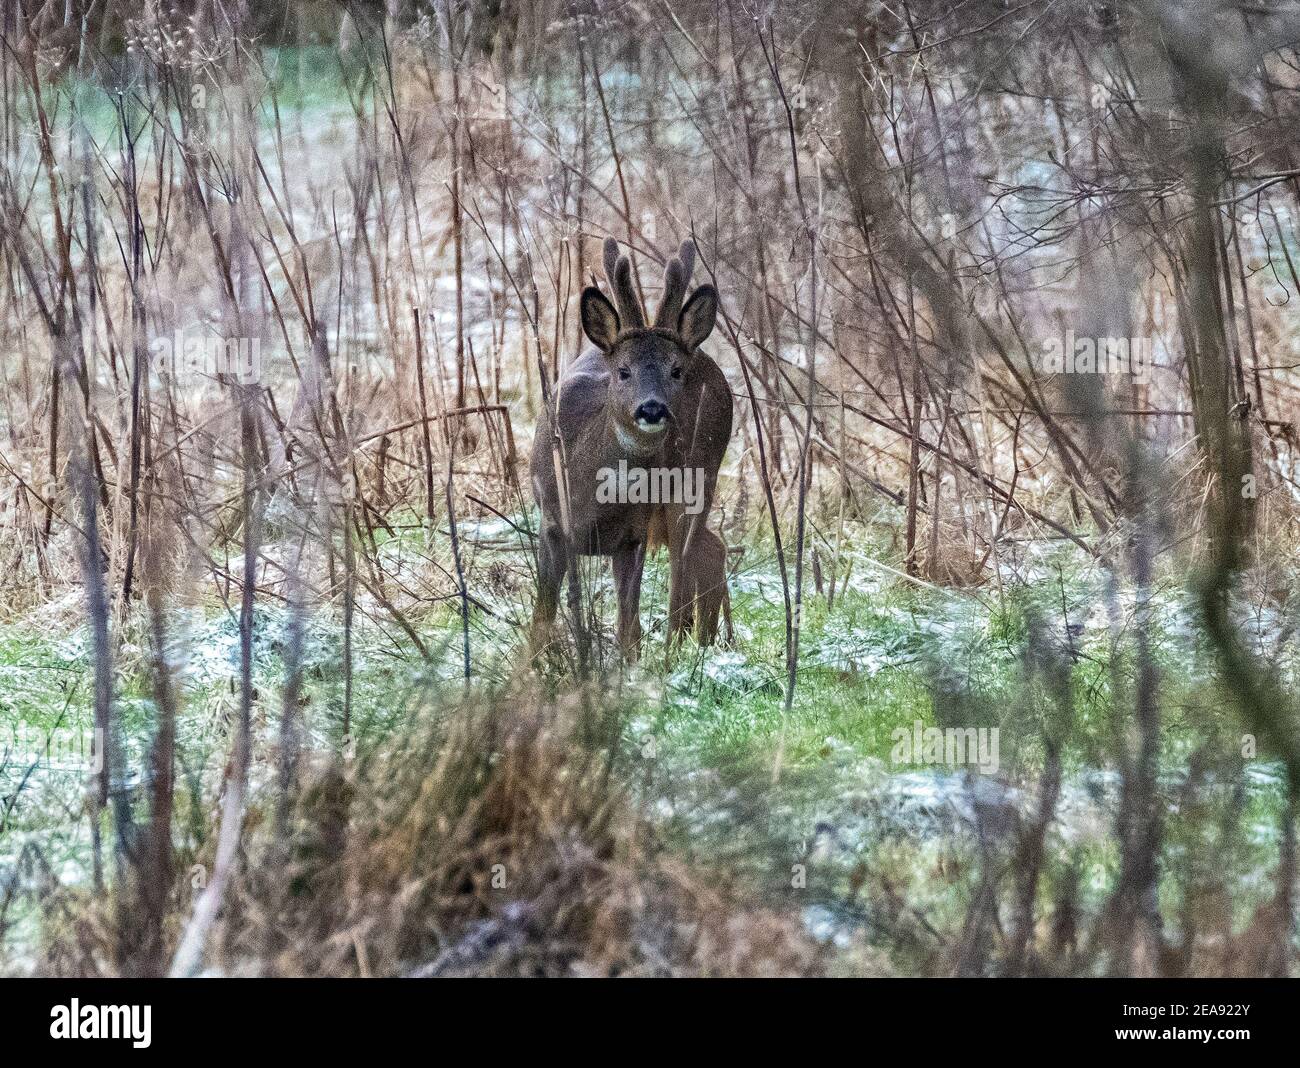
[580,287,621,352]
[678,284,718,350]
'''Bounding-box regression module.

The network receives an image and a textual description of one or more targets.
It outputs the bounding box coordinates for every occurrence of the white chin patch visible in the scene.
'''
[636,419,667,433]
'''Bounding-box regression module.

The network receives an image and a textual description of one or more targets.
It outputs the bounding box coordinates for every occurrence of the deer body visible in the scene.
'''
[530,240,732,658]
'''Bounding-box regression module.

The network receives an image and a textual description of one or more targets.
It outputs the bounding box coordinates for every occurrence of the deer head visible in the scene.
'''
[580,238,718,456]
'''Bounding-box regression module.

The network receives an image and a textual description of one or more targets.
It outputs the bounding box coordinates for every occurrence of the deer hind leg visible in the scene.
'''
[667,565,693,649]
[531,526,568,655]
[692,529,731,648]
[720,574,734,645]
[612,542,646,662]
[564,545,592,670]
[646,505,688,648]
[665,506,697,649]
[694,583,720,646]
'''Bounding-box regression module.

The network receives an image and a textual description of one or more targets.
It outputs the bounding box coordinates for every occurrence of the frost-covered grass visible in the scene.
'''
[3,516,1292,830]
[1,513,1295,971]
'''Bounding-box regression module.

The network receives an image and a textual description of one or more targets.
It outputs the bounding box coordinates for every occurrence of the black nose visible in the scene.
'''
[635,400,669,425]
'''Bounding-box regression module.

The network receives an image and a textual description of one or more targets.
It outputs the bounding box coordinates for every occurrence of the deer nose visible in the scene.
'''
[634,400,669,427]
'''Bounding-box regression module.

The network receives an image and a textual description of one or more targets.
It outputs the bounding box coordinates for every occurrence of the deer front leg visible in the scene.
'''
[564,542,592,671]
[612,542,646,661]
[531,525,568,655]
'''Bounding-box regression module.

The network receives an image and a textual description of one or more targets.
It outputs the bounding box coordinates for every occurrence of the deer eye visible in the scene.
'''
[618,367,631,381]
[670,365,683,380]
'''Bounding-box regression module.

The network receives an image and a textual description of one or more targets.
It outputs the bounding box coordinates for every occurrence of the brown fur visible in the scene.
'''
[530,239,733,659]
[682,526,733,646]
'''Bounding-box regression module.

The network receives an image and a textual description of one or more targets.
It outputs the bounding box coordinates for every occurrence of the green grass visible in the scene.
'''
[1,515,1295,971]
[2,520,1289,813]
[0,629,86,732]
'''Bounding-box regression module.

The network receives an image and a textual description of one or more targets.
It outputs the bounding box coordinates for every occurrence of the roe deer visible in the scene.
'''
[530,238,733,659]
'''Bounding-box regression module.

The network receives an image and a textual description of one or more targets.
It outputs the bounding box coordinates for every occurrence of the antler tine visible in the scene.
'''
[653,256,687,329]
[600,237,646,329]
[602,237,620,289]
[612,255,646,329]
[677,240,696,287]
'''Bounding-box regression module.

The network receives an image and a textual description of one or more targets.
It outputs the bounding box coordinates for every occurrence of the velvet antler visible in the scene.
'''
[602,237,645,329]
[654,240,697,329]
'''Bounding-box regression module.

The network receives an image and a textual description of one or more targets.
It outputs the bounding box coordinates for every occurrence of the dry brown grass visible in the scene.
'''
[34,687,825,978]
